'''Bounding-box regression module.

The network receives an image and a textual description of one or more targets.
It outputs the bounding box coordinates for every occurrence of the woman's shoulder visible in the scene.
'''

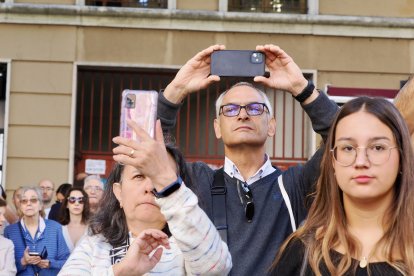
[45,218,62,228]
[0,235,14,248]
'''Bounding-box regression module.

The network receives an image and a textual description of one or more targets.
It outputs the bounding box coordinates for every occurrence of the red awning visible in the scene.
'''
[327,86,399,99]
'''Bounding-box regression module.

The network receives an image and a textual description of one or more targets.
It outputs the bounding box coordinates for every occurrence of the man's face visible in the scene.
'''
[214,86,276,148]
[38,180,54,204]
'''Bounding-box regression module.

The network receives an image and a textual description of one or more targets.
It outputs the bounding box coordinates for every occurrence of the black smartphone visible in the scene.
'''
[210,50,265,77]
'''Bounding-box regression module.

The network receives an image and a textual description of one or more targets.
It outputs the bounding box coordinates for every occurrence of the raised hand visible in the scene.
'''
[112,120,177,191]
[112,229,170,276]
[164,44,225,103]
[254,44,308,96]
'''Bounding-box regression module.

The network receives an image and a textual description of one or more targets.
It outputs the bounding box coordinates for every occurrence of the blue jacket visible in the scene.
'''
[4,218,70,276]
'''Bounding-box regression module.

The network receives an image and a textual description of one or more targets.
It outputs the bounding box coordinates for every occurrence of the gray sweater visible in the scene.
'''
[158,91,338,276]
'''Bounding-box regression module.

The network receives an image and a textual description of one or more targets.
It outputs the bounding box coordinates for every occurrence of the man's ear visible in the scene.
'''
[112,183,122,207]
[267,117,276,137]
[214,118,222,139]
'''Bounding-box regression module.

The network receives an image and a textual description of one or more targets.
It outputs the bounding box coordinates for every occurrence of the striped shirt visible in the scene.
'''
[58,184,232,276]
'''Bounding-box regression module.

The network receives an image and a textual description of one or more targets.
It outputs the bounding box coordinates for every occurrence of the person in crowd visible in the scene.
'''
[83,175,104,214]
[48,183,72,222]
[270,97,414,275]
[59,121,232,275]
[394,76,414,147]
[0,185,19,225]
[4,187,70,276]
[12,187,23,218]
[74,172,88,188]
[0,198,17,275]
[153,44,338,275]
[58,187,90,252]
[38,179,55,218]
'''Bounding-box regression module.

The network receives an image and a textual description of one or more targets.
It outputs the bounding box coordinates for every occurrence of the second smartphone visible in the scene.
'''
[210,50,265,77]
[120,89,158,141]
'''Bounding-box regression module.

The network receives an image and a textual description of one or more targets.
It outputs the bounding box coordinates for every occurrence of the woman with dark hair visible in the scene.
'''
[59,121,231,275]
[270,97,414,275]
[59,187,90,252]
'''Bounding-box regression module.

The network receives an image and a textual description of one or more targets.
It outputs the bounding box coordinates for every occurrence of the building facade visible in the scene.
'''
[0,0,413,194]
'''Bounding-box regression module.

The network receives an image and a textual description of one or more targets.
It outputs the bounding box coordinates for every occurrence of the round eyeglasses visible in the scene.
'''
[331,143,398,167]
[219,102,268,117]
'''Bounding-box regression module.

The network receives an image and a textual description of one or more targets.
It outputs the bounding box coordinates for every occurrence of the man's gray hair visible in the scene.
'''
[215,82,273,118]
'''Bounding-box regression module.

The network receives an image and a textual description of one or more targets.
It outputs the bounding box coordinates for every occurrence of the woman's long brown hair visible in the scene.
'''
[272,97,414,275]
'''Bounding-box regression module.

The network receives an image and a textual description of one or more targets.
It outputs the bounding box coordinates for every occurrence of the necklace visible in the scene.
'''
[359,257,368,268]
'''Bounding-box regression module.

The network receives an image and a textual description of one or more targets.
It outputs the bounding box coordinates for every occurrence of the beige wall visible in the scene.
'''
[15,0,75,4]
[319,0,414,17]
[177,0,218,11]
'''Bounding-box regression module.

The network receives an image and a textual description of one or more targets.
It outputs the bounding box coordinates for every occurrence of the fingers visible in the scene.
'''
[136,229,170,254]
[199,75,221,90]
[148,247,164,267]
[194,44,226,63]
[254,76,271,87]
[154,120,165,146]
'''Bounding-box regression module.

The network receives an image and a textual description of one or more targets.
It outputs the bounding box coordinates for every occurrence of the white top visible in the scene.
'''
[0,235,17,276]
[58,184,232,276]
[61,225,88,253]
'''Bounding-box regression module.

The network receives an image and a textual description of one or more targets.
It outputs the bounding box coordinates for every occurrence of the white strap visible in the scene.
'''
[278,175,297,232]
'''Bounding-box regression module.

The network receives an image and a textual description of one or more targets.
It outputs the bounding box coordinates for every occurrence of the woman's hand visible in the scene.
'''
[37,259,50,269]
[21,247,41,266]
[112,229,170,276]
[112,120,178,191]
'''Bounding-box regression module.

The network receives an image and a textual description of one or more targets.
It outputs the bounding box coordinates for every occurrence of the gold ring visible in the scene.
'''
[129,149,135,157]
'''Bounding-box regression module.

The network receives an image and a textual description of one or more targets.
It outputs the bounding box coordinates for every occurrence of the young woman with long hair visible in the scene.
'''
[270,97,414,275]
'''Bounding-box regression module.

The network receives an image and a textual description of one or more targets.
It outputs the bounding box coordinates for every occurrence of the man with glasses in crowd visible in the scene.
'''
[38,179,55,218]
[156,44,338,275]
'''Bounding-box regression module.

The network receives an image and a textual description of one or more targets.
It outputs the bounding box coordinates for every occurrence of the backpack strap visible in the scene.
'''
[277,174,297,232]
[211,168,228,244]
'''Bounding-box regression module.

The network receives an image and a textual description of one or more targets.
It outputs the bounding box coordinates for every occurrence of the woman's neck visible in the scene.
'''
[23,215,39,227]
[127,220,165,238]
[343,192,393,259]
[69,213,83,225]
[224,146,266,180]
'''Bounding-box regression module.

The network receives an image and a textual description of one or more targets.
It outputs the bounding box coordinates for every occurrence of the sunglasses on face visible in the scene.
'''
[20,198,39,205]
[67,197,85,204]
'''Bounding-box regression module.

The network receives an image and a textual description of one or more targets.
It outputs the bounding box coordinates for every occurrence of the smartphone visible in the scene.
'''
[120,90,158,141]
[210,50,265,77]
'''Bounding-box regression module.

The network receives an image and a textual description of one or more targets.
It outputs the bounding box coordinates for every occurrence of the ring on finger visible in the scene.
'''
[129,149,135,157]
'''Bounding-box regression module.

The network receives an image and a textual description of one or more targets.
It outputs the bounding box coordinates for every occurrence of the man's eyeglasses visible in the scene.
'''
[67,196,85,204]
[20,198,39,205]
[237,180,254,222]
[40,187,53,192]
[219,103,269,117]
[84,186,103,192]
[331,143,398,167]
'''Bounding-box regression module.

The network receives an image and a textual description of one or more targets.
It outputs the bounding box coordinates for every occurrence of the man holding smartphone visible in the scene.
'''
[155,44,338,275]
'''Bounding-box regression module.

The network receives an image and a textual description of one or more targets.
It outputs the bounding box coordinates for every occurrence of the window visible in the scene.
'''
[228,0,307,13]
[85,0,167,8]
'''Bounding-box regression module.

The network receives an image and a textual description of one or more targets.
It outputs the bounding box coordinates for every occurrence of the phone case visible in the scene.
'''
[120,90,158,141]
[210,50,265,77]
